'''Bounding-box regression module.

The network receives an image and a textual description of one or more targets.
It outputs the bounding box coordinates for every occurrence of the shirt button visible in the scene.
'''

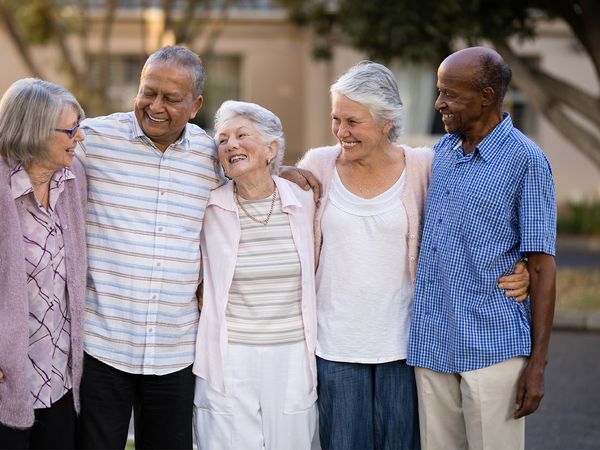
[148,327,154,333]
[445,190,450,195]
[409,234,415,239]
[152,294,157,300]
[158,227,164,232]
[160,191,166,196]
[410,256,416,261]
[156,261,161,267]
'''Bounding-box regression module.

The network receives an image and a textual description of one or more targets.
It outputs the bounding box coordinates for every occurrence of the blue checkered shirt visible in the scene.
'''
[407,113,556,373]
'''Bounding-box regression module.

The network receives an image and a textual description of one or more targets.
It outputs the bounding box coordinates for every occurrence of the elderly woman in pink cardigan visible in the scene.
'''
[295,61,529,450]
[0,79,87,449]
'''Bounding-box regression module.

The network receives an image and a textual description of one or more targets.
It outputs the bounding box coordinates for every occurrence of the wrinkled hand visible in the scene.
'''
[0,369,4,383]
[498,260,529,302]
[278,166,321,204]
[514,360,545,418]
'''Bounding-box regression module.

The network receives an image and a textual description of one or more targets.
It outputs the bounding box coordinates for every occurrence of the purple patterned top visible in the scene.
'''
[10,164,74,408]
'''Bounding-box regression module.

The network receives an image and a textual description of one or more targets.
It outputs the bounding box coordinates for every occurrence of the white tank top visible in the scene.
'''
[316,168,413,363]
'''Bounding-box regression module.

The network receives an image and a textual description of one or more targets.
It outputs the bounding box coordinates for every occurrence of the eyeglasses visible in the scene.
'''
[54,122,81,139]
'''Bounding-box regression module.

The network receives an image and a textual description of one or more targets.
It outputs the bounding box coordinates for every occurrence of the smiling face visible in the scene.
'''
[331,93,390,161]
[434,57,487,137]
[216,116,278,184]
[134,62,203,151]
[45,106,84,170]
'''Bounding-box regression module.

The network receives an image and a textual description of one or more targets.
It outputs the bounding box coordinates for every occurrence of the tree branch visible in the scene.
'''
[531,68,600,129]
[45,1,83,88]
[494,39,600,171]
[0,1,44,78]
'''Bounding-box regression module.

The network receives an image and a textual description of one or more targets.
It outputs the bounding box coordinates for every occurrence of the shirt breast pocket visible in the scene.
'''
[462,193,512,248]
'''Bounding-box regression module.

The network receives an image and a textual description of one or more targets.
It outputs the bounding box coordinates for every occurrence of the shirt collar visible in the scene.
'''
[447,112,513,162]
[131,112,191,150]
[10,163,75,201]
[474,112,513,162]
[208,176,303,213]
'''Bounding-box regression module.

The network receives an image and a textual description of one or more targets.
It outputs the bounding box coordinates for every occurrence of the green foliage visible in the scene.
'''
[277,0,545,63]
[556,268,600,310]
[558,199,600,236]
[14,0,54,44]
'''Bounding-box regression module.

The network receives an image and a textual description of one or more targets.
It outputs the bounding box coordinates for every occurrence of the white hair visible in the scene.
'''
[330,61,403,142]
[214,100,285,175]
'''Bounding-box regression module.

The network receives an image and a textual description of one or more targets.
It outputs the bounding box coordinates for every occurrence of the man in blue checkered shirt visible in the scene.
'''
[408,47,556,450]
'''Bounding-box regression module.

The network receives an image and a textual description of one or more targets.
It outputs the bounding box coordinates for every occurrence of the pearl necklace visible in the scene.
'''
[235,184,278,226]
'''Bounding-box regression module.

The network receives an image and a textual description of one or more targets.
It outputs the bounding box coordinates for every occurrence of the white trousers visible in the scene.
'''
[193,341,319,450]
[415,357,527,450]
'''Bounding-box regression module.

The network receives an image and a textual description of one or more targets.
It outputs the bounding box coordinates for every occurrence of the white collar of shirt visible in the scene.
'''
[10,163,75,201]
[208,175,303,214]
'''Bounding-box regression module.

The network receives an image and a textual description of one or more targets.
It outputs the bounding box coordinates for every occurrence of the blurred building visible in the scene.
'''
[0,1,597,204]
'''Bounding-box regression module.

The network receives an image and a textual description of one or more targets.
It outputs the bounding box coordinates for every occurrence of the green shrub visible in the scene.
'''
[557,199,600,235]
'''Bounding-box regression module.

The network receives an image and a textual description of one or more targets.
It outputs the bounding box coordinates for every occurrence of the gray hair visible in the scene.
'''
[142,46,205,98]
[0,78,85,166]
[214,100,285,175]
[330,61,403,142]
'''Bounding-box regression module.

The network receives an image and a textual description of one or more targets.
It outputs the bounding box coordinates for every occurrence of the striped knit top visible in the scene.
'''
[227,193,304,345]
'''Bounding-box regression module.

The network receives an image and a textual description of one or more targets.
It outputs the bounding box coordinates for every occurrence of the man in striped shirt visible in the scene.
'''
[75,46,223,449]
[408,47,556,450]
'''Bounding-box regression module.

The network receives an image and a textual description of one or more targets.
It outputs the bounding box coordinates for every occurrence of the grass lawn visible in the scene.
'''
[556,268,600,310]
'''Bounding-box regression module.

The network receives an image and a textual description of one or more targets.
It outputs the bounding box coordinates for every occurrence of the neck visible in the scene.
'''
[234,174,275,200]
[25,163,54,187]
[462,112,503,154]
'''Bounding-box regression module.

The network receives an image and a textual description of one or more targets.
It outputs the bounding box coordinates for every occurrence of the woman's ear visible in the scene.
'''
[266,140,280,163]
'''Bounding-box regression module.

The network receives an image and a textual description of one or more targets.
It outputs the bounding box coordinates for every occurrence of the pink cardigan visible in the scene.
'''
[192,176,318,398]
[298,144,433,284]
[0,158,88,428]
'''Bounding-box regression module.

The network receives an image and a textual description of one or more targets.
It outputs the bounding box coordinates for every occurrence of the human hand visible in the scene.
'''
[498,260,529,302]
[514,360,545,419]
[278,166,321,204]
[0,369,4,383]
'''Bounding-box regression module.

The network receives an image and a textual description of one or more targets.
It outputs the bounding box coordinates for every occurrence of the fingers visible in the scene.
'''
[503,286,528,301]
[514,391,543,419]
[514,260,527,273]
[0,370,4,383]
[301,169,322,201]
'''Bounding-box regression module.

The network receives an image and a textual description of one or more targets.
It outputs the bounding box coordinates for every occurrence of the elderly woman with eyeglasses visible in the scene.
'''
[192,100,318,450]
[0,78,87,449]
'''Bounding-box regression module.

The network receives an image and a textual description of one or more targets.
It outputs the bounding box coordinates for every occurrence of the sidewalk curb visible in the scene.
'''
[553,309,600,332]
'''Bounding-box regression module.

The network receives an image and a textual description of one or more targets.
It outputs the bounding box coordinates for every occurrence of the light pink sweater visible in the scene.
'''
[297,144,433,284]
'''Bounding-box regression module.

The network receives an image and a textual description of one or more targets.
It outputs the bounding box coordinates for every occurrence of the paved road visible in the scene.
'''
[556,238,600,268]
[526,330,600,449]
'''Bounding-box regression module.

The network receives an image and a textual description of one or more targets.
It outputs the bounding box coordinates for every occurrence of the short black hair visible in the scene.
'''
[473,53,512,106]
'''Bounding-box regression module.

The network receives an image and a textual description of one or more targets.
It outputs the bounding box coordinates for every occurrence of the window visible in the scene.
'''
[192,54,241,133]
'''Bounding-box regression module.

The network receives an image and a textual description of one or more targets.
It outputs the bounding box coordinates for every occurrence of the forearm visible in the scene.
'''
[527,252,556,367]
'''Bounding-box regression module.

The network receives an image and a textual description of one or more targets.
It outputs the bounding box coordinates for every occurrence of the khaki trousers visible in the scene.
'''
[415,357,527,450]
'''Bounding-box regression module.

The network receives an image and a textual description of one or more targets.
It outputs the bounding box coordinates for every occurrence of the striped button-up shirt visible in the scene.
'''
[77,112,223,375]
[407,113,556,373]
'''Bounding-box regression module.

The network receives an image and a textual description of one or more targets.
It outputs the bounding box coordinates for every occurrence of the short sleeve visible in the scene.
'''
[518,155,556,256]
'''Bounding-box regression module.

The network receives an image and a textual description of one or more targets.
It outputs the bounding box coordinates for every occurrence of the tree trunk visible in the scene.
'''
[493,39,600,171]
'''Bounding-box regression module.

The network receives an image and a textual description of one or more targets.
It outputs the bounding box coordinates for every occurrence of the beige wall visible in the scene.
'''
[1,12,598,204]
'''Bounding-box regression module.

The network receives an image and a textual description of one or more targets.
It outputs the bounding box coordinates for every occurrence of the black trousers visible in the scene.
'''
[76,353,194,450]
[0,389,76,449]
